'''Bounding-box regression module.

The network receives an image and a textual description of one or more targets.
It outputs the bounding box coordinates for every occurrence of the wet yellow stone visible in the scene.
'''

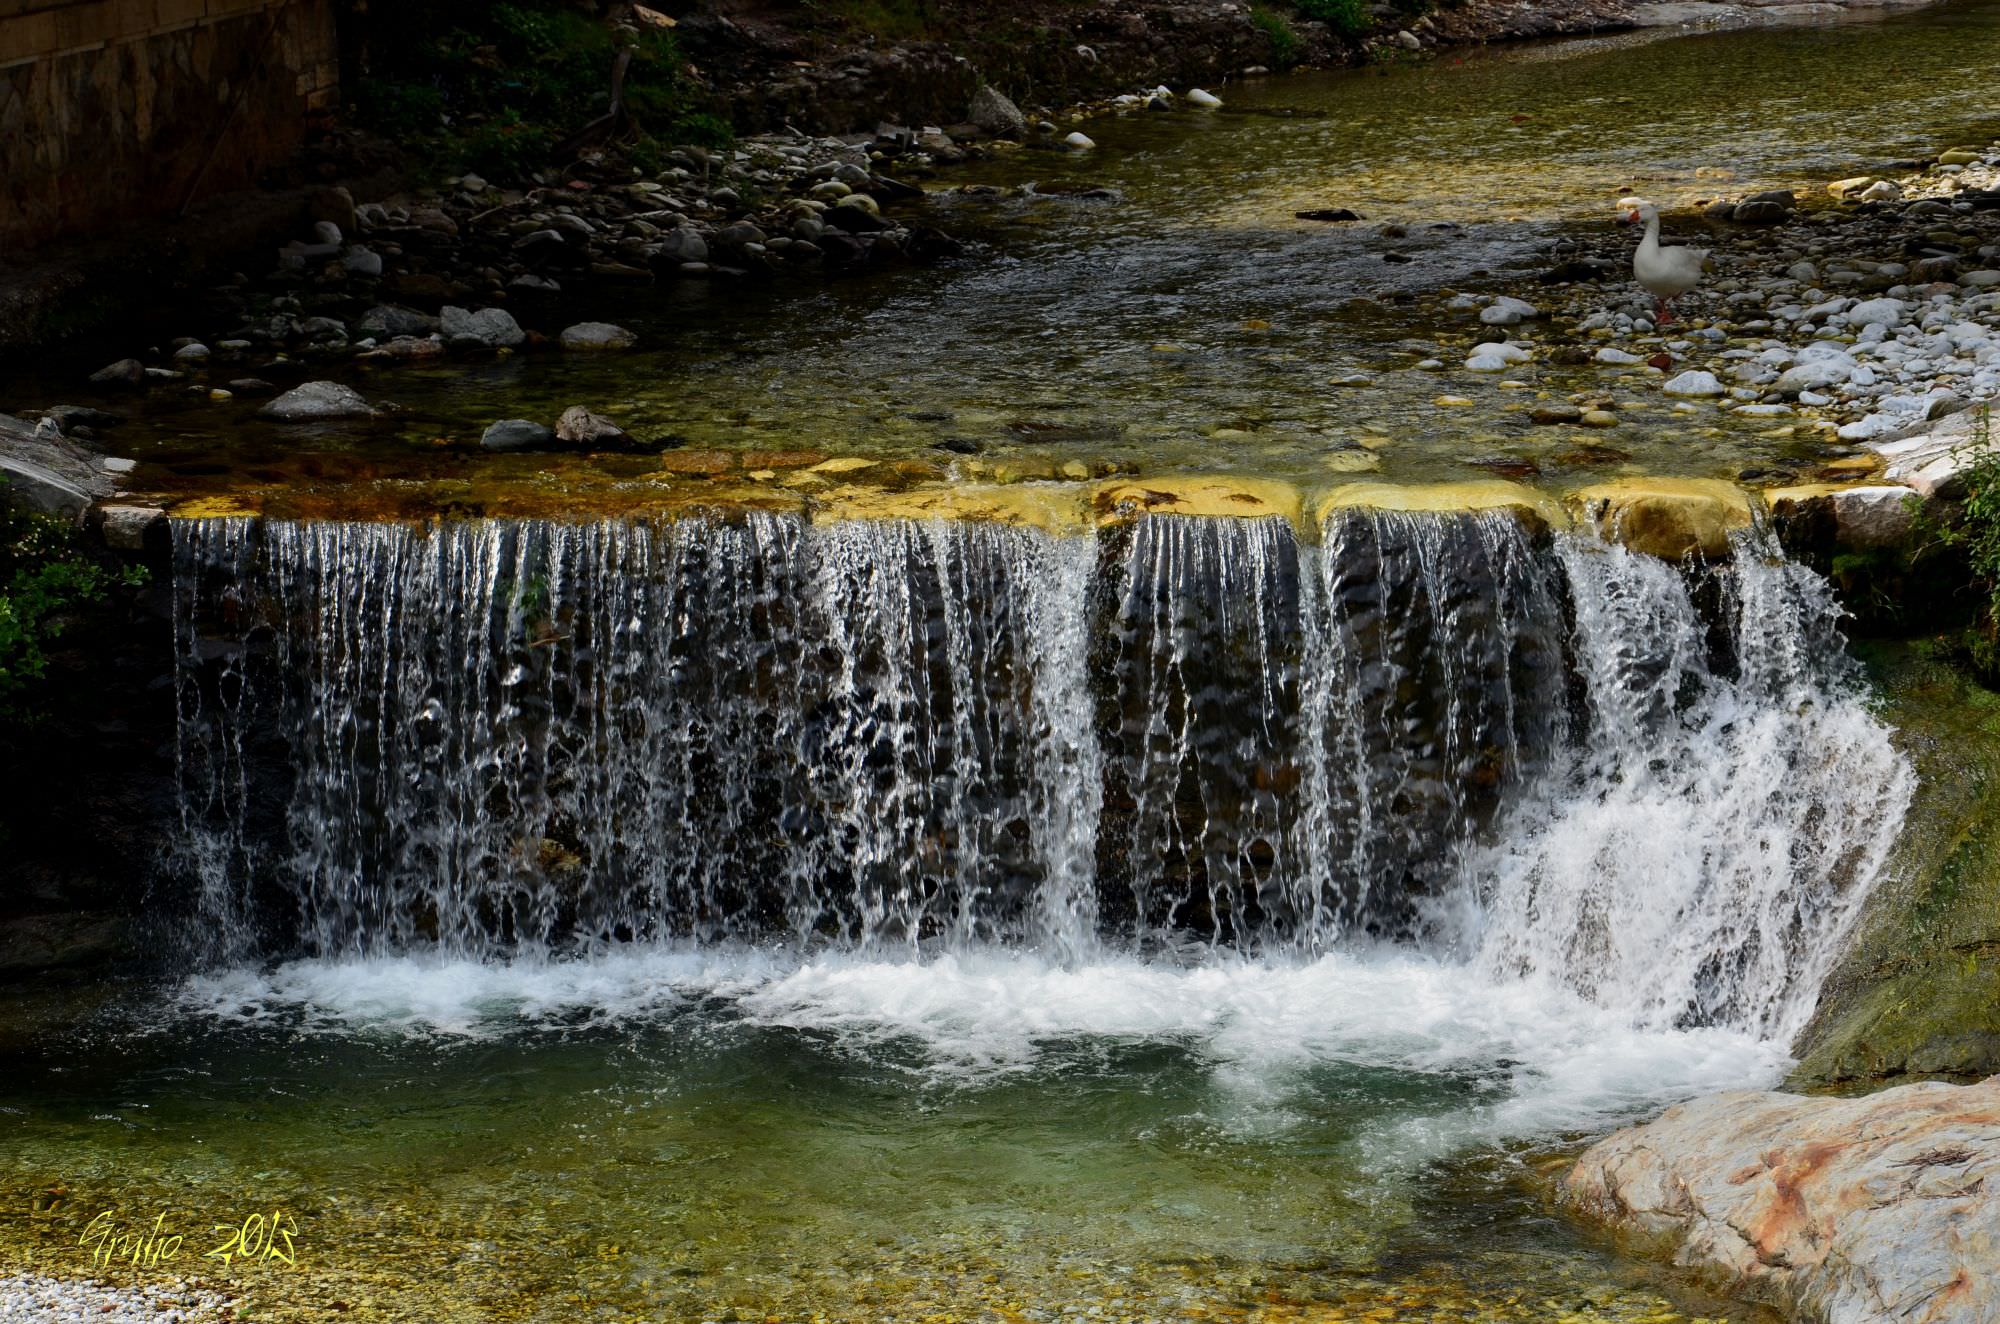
[813,482,1093,534]
[811,457,880,474]
[169,495,261,518]
[1094,474,1304,525]
[1566,477,1754,560]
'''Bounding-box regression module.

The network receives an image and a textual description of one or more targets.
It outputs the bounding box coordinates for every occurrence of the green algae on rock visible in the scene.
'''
[1792,644,2000,1085]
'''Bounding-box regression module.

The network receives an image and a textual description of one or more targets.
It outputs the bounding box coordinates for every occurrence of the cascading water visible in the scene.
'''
[168,506,1910,1045]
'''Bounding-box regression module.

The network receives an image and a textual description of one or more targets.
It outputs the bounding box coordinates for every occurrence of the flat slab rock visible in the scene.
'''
[1561,1076,2000,1323]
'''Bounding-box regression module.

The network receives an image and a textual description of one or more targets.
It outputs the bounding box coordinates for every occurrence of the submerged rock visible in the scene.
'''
[260,381,375,421]
[1479,296,1539,326]
[559,322,637,350]
[1563,1077,2000,1324]
[480,419,557,452]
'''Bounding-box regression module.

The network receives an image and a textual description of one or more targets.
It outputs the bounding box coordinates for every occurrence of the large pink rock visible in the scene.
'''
[1562,1077,2000,1322]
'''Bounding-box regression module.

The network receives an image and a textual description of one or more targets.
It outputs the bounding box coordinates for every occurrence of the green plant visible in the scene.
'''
[349,0,723,180]
[459,109,558,182]
[0,499,143,718]
[1297,0,1372,37]
[1251,6,1303,68]
[1915,405,2000,678]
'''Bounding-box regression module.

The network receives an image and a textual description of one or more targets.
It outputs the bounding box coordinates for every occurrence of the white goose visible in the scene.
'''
[1628,202,1708,324]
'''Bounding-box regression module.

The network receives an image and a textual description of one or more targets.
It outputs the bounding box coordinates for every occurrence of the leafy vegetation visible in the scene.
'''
[0,499,142,720]
[350,0,725,180]
[1296,0,1372,38]
[1914,406,2000,680]
[1251,6,1304,68]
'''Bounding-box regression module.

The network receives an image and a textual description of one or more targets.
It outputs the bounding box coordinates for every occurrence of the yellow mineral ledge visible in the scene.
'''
[811,482,1094,534]
[167,494,263,518]
[1566,477,1754,561]
[1093,475,1304,526]
[1315,480,1569,533]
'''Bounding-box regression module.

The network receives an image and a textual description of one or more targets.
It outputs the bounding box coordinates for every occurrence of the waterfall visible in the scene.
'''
[168,509,1910,1039]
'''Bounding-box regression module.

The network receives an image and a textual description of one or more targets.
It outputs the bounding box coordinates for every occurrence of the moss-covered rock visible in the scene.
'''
[1792,642,2000,1085]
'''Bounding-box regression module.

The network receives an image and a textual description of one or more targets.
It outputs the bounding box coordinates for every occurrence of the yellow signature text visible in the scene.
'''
[78,1209,297,1270]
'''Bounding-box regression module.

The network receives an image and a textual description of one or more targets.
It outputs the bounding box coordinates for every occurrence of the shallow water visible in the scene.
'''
[1,952,1784,1321]
[28,1,2000,519]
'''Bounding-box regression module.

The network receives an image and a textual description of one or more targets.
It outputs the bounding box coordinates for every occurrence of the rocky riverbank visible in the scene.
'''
[1561,1075,1999,1323]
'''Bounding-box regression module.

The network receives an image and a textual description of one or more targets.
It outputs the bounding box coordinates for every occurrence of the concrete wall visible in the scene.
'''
[0,0,338,251]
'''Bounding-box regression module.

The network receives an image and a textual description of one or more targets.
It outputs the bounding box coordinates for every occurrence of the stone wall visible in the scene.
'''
[0,0,338,251]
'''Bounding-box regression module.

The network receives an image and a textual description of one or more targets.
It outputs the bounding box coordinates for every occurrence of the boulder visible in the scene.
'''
[259,381,375,421]
[554,406,628,447]
[440,305,526,350]
[1829,484,1916,549]
[658,227,709,264]
[559,322,637,351]
[480,419,557,452]
[88,358,146,389]
[1562,1077,2000,1324]
[355,304,440,340]
[967,84,1027,139]
[95,504,166,550]
[0,412,118,518]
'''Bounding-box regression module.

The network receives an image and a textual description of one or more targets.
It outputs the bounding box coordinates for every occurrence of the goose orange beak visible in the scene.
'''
[1627,209,1641,223]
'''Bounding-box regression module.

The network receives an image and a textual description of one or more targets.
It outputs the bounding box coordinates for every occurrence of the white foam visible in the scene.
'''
[172,945,1791,1157]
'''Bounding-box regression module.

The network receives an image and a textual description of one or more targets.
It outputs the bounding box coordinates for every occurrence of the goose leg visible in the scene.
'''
[1655,297,1676,326]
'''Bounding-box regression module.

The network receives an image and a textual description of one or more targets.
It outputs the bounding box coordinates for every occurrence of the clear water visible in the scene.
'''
[22,2,2000,521]
[2,952,1786,1322]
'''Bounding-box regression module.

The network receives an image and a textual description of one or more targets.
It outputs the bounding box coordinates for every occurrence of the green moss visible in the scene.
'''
[1252,6,1304,68]
[1790,641,2000,1085]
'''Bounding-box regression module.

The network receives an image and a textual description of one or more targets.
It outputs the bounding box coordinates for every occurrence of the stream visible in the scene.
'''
[3,7,1991,1322]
